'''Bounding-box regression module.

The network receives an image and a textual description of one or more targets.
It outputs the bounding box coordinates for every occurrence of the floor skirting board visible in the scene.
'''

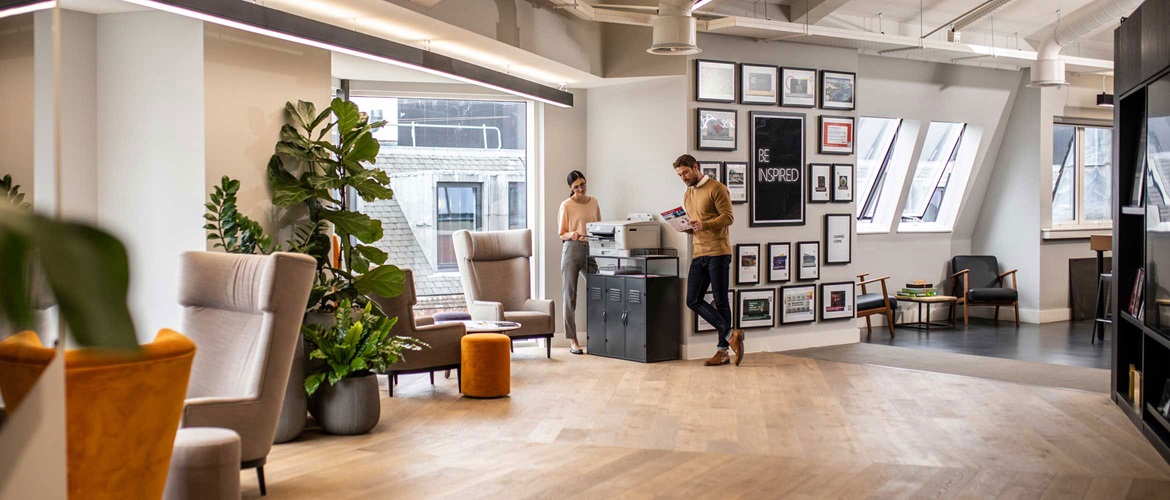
[681,327,858,360]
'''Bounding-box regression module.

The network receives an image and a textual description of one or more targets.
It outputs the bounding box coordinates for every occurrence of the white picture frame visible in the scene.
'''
[832,164,854,202]
[737,288,776,329]
[767,242,790,283]
[809,163,832,203]
[819,70,856,110]
[725,162,748,204]
[699,161,723,182]
[740,63,778,105]
[824,214,852,265]
[780,284,816,324]
[819,281,856,320]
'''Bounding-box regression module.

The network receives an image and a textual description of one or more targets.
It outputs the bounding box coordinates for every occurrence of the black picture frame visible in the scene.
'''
[796,241,820,281]
[749,111,806,226]
[697,108,737,151]
[695,59,736,103]
[739,63,779,105]
[818,115,855,155]
[699,161,724,182]
[780,66,817,108]
[809,163,832,203]
[766,242,791,283]
[819,70,856,111]
[736,288,777,329]
[819,281,856,321]
[832,164,854,202]
[735,243,762,285]
[724,161,749,205]
[694,289,736,333]
[823,214,852,265]
[779,284,817,324]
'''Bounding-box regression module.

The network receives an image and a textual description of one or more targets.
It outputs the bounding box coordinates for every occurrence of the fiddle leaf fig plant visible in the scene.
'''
[268,98,405,312]
[203,175,274,255]
[302,299,425,396]
[2,175,30,210]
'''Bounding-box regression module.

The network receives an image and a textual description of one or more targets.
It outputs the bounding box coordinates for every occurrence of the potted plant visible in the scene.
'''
[302,299,422,435]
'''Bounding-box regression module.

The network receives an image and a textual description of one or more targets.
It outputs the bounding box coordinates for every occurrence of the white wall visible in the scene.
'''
[58,10,97,221]
[96,11,206,340]
[542,89,589,343]
[0,15,35,202]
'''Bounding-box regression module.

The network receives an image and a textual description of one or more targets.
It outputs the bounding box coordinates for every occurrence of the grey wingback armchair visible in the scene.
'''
[369,269,467,397]
[177,251,316,496]
[452,229,555,357]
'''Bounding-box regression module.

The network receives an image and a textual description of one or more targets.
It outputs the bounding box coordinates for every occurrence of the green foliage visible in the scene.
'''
[0,207,138,350]
[2,175,31,210]
[302,299,424,396]
[203,176,274,255]
[267,98,403,312]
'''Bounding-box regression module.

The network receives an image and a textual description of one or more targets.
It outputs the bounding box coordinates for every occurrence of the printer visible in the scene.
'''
[586,219,661,257]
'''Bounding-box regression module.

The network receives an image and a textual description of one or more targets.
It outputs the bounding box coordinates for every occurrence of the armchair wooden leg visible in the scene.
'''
[886,309,895,338]
[995,306,1000,323]
[963,302,969,326]
[257,466,267,496]
[444,369,451,379]
[430,372,435,385]
[546,336,552,358]
[388,373,394,398]
[1013,303,1020,327]
[865,316,872,334]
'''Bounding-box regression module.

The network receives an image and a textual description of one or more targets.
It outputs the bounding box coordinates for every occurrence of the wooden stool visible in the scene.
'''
[164,428,241,500]
[460,333,511,398]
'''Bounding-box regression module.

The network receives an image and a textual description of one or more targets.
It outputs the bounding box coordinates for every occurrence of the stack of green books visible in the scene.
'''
[899,283,937,297]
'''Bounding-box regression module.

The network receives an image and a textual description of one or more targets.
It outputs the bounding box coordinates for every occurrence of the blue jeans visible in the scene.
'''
[686,255,733,349]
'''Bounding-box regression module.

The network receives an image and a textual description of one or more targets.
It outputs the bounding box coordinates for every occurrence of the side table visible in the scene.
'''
[895,295,958,332]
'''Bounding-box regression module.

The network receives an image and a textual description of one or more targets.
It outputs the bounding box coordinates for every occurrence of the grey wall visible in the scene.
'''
[0,15,34,202]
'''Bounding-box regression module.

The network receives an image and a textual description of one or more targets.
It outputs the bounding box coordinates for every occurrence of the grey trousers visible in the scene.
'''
[561,240,589,342]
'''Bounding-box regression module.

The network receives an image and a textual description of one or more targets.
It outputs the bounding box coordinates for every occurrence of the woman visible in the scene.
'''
[559,170,601,355]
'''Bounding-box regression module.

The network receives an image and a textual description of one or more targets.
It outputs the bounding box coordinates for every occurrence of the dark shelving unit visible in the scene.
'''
[1113,4,1170,465]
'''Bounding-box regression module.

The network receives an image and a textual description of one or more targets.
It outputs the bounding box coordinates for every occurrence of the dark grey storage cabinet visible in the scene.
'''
[585,256,681,363]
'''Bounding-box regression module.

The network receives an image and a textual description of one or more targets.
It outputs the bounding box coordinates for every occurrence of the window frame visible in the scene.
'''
[902,122,966,221]
[1051,122,1113,229]
[856,117,902,222]
[435,181,484,272]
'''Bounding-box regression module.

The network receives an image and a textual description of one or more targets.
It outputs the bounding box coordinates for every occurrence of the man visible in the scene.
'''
[674,154,744,366]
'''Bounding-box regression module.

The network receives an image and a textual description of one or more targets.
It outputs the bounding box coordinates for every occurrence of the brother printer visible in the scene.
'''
[586,218,661,257]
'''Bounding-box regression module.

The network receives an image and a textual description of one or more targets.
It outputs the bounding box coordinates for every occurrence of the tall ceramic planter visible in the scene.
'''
[313,373,380,435]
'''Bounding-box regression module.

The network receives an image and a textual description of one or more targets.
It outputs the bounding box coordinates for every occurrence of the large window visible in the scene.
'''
[1052,124,1112,226]
[856,117,902,220]
[436,182,482,271]
[508,181,526,229]
[902,122,967,224]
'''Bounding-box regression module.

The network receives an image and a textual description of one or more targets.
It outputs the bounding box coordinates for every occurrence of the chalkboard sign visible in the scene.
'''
[750,111,806,226]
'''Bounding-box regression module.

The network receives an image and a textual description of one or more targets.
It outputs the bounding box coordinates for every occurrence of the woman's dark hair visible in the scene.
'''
[567,170,586,197]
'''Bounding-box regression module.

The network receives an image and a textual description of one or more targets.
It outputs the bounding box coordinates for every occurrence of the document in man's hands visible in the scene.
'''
[660,206,691,232]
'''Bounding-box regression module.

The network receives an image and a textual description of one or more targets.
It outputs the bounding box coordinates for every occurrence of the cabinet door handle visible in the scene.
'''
[602,310,607,322]
[622,312,628,325]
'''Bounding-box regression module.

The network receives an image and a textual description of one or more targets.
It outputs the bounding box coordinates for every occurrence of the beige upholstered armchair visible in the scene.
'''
[452,229,555,357]
[369,269,467,397]
[177,251,316,496]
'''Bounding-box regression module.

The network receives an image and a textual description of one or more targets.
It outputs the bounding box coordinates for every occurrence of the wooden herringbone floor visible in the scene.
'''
[255,347,1170,499]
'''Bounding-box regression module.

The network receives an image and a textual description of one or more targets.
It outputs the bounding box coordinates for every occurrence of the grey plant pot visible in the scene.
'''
[313,373,381,435]
[273,333,307,444]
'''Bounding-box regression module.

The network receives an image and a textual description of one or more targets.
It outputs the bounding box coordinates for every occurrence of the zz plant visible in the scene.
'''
[268,98,404,312]
[203,175,274,255]
[302,299,424,396]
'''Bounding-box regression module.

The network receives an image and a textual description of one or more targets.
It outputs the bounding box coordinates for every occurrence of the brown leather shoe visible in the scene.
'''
[729,329,745,366]
[704,350,730,366]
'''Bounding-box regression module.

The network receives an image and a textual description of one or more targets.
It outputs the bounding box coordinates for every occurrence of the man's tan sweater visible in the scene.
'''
[683,177,734,257]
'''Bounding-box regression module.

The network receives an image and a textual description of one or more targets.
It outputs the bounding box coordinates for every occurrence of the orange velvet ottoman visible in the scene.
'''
[460,333,511,398]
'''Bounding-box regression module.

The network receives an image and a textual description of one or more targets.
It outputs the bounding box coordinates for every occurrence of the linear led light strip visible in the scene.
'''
[118,0,572,108]
[0,0,56,19]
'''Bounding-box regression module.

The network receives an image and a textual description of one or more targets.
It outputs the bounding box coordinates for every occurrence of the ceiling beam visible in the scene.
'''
[788,0,852,25]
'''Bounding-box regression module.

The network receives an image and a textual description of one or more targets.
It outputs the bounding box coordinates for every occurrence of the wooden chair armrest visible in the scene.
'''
[949,269,970,279]
[857,276,891,286]
[998,269,1018,290]
[997,269,1018,279]
[856,273,870,280]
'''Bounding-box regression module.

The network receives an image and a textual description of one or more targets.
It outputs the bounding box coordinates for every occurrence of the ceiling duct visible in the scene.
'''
[648,0,701,55]
[1029,0,1140,87]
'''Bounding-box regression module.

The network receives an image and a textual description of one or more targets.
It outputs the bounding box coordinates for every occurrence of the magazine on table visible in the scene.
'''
[660,206,691,232]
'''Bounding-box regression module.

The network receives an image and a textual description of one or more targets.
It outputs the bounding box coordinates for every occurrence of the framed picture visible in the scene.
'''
[695,289,735,333]
[697,108,737,151]
[749,111,805,226]
[740,63,778,105]
[796,241,819,280]
[735,243,761,285]
[832,164,854,202]
[766,242,790,283]
[780,67,817,108]
[699,161,723,182]
[696,59,736,103]
[737,288,776,329]
[824,214,852,264]
[819,281,856,321]
[809,163,832,203]
[819,70,856,110]
[725,162,748,204]
[780,284,816,324]
[819,116,855,155]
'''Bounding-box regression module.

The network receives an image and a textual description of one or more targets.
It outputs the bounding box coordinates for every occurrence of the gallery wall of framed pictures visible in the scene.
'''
[689,56,860,336]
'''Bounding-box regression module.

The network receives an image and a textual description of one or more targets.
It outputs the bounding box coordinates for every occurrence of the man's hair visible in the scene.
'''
[673,154,698,169]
